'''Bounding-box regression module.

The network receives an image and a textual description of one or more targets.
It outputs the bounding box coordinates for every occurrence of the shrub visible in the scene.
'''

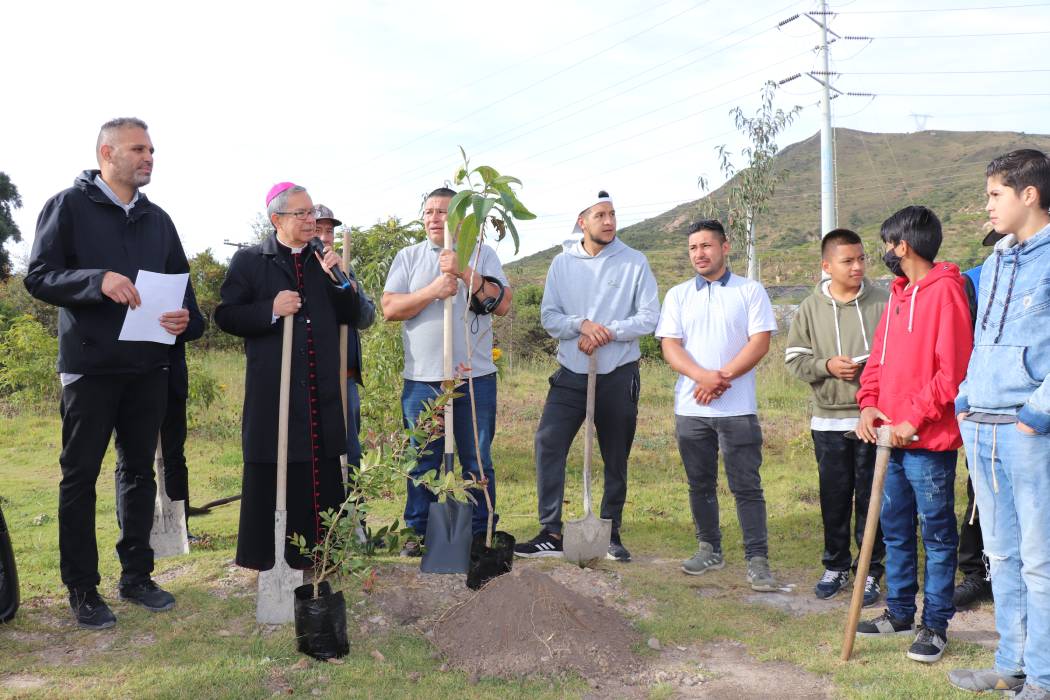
[186,347,220,430]
[0,315,60,410]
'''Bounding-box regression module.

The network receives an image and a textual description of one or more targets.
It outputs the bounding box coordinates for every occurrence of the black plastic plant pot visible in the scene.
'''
[0,504,18,624]
[293,581,349,660]
[466,531,516,591]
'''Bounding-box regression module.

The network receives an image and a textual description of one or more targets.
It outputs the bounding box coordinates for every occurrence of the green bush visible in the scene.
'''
[0,314,60,410]
[186,347,220,430]
[638,333,662,361]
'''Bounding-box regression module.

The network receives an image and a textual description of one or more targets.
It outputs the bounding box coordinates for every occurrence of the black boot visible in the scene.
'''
[953,574,993,608]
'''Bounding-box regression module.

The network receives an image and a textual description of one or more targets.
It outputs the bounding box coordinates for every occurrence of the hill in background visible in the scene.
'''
[507,129,1050,301]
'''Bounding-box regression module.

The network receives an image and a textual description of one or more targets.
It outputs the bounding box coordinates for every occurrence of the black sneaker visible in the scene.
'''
[606,532,631,562]
[856,609,915,637]
[69,589,116,630]
[863,576,881,608]
[513,530,563,558]
[953,574,993,608]
[118,580,176,612]
[907,626,947,663]
[814,569,849,599]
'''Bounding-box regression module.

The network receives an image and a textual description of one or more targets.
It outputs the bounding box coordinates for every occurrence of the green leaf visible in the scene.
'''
[510,199,536,221]
[473,165,499,185]
[446,189,473,243]
[472,194,495,232]
[456,213,479,270]
[493,175,522,186]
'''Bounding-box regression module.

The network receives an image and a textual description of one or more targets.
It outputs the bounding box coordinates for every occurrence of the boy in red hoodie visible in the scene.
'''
[854,205,973,664]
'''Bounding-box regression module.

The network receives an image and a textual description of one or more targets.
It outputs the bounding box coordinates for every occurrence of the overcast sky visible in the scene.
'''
[3,0,1048,267]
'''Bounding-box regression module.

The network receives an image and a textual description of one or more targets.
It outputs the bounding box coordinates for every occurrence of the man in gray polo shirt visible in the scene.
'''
[656,219,781,591]
[382,187,511,554]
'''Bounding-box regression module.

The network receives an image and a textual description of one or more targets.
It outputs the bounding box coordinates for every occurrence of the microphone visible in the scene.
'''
[307,237,353,290]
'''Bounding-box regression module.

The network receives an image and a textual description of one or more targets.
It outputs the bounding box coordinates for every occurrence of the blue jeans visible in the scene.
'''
[401,374,497,537]
[962,420,1050,691]
[880,448,958,631]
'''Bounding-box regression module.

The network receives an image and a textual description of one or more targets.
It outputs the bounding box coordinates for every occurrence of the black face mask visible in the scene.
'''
[883,249,905,277]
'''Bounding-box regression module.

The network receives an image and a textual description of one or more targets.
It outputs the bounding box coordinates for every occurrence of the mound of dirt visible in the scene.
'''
[432,567,641,679]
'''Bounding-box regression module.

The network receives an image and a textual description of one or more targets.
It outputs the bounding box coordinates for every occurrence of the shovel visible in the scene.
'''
[257,314,304,624]
[841,425,911,660]
[420,233,472,574]
[563,353,612,567]
[338,229,351,487]
[149,435,189,558]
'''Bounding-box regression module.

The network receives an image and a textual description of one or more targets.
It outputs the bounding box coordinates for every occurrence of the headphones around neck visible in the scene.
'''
[469,275,506,316]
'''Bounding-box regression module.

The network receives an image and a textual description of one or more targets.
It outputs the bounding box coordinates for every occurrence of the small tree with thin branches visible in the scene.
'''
[699,82,801,280]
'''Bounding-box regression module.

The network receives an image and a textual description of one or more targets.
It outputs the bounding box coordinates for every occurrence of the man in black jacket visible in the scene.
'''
[24,117,197,630]
[215,184,361,572]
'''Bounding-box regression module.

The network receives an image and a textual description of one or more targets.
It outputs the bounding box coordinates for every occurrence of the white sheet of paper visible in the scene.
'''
[118,270,189,345]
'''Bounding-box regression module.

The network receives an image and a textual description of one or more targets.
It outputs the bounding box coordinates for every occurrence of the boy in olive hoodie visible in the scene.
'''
[786,229,889,605]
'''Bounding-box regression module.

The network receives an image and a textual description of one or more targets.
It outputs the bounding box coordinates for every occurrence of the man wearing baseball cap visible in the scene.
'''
[515,190,660,562]
[215,183,364,573]
[313,205,376,474]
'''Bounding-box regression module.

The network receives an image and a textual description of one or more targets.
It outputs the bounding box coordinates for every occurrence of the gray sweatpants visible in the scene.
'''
[534,362,640,534]
[675,414,768,559]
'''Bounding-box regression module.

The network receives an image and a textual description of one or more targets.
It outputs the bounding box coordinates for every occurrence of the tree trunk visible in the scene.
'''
[745,210,758,281]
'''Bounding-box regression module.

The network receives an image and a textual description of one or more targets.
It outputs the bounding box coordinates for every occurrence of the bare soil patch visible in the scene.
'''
[432,567,642,679]
[950,604,998,650]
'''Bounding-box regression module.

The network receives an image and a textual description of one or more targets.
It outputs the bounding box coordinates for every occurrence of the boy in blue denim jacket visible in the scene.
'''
[949,149,1050,699]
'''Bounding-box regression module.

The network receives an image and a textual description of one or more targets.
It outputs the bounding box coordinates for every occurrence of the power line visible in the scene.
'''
[824,68,1050,75]
[413,0,683,110]
[359,1,804,193]
[855,30,1050,39]
[853,91,1050,96]
[356,0,714,165]
[831,2,1050,13]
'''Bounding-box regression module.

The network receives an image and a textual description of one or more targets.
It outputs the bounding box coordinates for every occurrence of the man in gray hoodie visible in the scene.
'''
[514,191,660,562]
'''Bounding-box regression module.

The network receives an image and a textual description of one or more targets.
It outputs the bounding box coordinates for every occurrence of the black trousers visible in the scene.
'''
[958,469,987,578]
[158,392,189,501]
[812,429,886,579]
[59,369,168,591]
[115,390,189,501]
[534,361,639,534]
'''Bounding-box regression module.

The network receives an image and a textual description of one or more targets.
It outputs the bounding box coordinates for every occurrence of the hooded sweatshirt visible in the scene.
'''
[785,279,889,422]
[956,224,1050,432]
[540,236,660,374]
[856,262,973,451]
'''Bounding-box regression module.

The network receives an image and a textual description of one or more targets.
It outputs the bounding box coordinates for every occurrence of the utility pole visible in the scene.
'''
[817,0,836,237]
[778,8,872,240]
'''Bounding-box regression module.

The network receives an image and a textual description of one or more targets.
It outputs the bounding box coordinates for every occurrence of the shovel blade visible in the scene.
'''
[562,513,612,567]
[257,510,303,625]
[420,498,472,574]
[150,495,189,558]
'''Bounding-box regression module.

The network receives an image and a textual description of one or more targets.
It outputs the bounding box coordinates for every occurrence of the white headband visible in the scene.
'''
[572,193,614,234]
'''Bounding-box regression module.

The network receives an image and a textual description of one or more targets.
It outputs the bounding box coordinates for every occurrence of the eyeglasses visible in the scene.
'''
[276,208,320,220]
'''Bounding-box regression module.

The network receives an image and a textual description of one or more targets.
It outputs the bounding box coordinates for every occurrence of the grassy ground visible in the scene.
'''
[0,342,995,698]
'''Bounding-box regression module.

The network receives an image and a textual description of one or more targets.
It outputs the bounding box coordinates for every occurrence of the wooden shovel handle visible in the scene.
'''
[443,230,454,465]
[276,314,293,512]
[582,353,597,515]
[841,426,893,660]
